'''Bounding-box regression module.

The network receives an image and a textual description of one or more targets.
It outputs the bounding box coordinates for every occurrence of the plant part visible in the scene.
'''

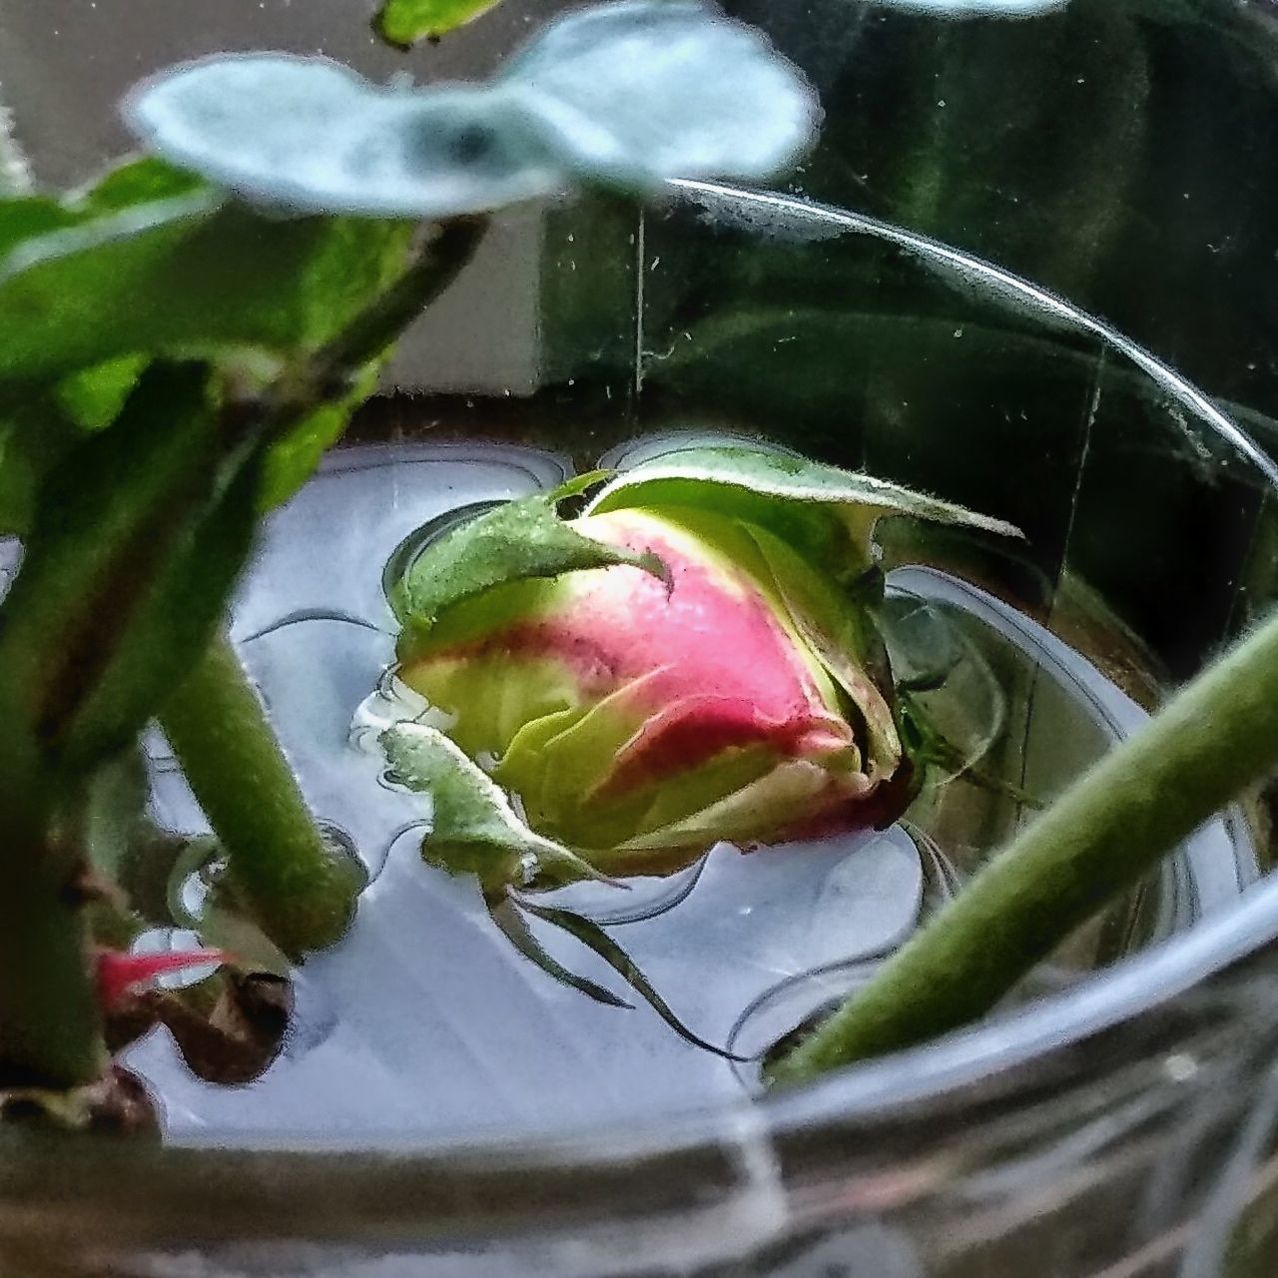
[380,446,1019,1026]
[0,2,818,1103]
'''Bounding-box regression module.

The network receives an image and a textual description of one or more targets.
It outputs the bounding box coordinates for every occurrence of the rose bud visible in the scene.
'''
[395,498,909,876]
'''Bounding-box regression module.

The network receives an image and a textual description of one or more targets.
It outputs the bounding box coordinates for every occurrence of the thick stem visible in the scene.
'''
[0,778,102,1088]
[158,633,362,959]
[769,608,1278,1085]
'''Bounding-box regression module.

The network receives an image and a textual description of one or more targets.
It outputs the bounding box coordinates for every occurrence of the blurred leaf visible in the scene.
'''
[126,58,565,219]
[73,156,204,213]
[258,362,378,510]
[0,198,80,258]
[0,364,259,767]
[381,720,607,890]
[55,356,149,431]
[0,399,81,534]
[502,0,818,189]
[377,0,504,46]
[391,490,667,642]
[0,194,414,383]
[126,3,817,215]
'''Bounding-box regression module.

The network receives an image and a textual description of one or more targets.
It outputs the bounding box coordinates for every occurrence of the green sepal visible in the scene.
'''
[391,489,669,653]
[380,720,617,893]
[586,445,1022,576]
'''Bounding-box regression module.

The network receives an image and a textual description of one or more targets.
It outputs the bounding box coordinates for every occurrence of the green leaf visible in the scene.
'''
[55,356,149,432]
[0,399,82,535]
[0,194,414,384]
[380,720,608,892]
[258,362,378,510]
[515,898,746,1060]
[72,156,204,213]
[376,0,504,46]
[0,363,260,767]
[586,445,1022,572]
[390,490,668,643]
[0,198,81,259]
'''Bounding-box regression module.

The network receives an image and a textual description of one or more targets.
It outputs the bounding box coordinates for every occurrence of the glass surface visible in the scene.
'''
[6,3,1278,1276]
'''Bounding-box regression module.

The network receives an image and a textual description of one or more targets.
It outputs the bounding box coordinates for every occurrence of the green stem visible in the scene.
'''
[0,865,102,1089]
[0,765,102,1087]
[158,632,362,959]
[769,607,1278,1085]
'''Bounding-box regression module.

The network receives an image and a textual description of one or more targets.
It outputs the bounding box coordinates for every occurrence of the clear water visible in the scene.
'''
[124,433,1257,1143]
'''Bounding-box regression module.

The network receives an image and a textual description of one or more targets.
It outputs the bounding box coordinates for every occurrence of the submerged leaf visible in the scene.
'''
[488,894,631,1008]
[391,490,668,644]
[516,898,745,1059]
[377,0,504,46]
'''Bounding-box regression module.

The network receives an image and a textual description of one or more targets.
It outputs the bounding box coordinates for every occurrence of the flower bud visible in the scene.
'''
[397,504,904,872]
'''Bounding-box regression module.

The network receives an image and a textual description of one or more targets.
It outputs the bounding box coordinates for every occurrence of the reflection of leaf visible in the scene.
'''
[516,898,745,1060]
[866,0,1066,12]
[377,0,504,47]
[381,720,608,890]
[879,594,1006,783]
[391,491,667,642]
